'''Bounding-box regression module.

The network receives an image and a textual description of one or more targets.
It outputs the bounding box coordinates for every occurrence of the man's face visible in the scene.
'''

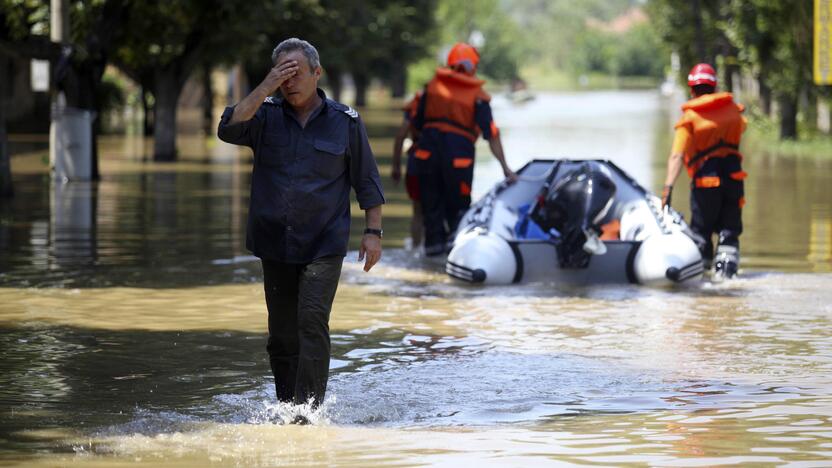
[452,63,476,76]
[277,50,321,108]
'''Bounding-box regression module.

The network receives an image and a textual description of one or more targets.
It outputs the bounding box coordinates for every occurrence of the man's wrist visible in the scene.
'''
[364,228,383,238]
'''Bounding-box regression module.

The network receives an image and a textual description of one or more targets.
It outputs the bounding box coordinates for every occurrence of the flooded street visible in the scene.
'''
[2,90,832,466]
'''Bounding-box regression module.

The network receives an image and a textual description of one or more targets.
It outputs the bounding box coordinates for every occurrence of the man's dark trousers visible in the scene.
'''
[261,255,343,407]
[416,130,475,255]
[689,156,744,262]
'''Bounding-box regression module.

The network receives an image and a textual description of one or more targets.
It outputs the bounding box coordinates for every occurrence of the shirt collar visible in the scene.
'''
[281,88,328,125]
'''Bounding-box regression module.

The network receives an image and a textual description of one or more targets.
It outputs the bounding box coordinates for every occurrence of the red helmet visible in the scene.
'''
[447,43,480,74]
[687,63,717,87]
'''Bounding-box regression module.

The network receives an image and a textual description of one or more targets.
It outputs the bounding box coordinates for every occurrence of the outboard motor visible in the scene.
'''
[531,162,617,268]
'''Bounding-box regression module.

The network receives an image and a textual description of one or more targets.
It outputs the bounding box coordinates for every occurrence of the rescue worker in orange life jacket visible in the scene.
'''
[662,63,747,281]
[411,43,517,256]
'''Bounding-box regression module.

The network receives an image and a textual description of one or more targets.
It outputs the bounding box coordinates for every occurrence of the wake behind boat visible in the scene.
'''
[446,159,704,286]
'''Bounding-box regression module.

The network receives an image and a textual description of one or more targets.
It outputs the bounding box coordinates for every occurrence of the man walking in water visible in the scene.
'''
[410,43,516,256]
[662,63,747,281]
[217,38,385,414]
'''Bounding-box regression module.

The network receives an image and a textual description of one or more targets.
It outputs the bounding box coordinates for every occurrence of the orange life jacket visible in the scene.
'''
[404,91,422,120]
[422,68,490,142]
[674,92,747,179]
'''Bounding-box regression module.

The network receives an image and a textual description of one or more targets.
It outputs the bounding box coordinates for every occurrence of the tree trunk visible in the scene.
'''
[202,64,213,135]
[142,87,154,136]
[0,117,10,198]
[153,69,180,161]
[326,67,343,102]
[802,88,817,132]
[0,52,12,198]
[758,77,772,116]
[778,94,798,140]
[354,72,368,107]
[0,78,11,198]
[692,0,706,62]
[391,61,406,98]
[91,117,100,180]
[79,64,102,180]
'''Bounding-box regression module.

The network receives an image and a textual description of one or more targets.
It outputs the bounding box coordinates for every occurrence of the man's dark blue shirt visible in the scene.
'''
[217,89,385,263]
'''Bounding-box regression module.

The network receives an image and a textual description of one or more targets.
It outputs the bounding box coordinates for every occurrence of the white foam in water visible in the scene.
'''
[209,389,335,426]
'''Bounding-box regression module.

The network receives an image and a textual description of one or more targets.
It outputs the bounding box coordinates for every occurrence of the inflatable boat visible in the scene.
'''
[446,159,704,286]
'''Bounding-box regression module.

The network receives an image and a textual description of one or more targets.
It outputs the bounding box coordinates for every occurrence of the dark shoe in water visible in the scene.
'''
[291,415,311,425]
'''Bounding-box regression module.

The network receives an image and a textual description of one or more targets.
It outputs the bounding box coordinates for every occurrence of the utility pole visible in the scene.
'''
[49,0,93,181]
[51,0,69,46]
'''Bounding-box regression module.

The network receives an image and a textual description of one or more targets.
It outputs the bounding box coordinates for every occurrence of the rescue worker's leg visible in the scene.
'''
[689,186,722,265]
[262,259,301,403]
[419,170,448,256]
[414,132,448,256]
[294,255,343,407]
[411,200,423,248]
[445,155,474,241]
[405,173,423,248]
[441,136,476,250]
[713,179,744,279]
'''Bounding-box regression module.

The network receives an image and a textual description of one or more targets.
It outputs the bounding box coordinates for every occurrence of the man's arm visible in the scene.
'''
[664,152,684,188]
[358,205,382,272]
[476,100,516,182]
[229,60,298,124]
[217,60,299,147]
[662,151,684,207]
[391,118,410,184]
[348,114,386,272]
[662,125,691,207]
[488,133,517,182]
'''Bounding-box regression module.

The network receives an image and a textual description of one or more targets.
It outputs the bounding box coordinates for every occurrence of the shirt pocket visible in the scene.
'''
[258,132,290,166]
[312,138,347,179]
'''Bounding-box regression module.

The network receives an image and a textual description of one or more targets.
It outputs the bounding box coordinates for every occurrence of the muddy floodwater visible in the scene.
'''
[2,90,831,466]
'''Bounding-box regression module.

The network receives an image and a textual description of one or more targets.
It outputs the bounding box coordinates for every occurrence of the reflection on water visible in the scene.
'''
[2,90,832,466]
[808,204,832,271]
[2,271,832,465]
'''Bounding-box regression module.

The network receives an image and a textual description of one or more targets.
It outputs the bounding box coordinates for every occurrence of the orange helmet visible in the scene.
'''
[447,43,480,74]
[687,63,717,87]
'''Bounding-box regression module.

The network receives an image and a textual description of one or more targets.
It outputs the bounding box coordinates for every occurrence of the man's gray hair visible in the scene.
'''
[272,38,321,70]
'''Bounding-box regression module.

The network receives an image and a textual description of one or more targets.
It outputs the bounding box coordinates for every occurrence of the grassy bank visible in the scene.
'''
[744,115,832,158]
[406,59,660,95]
[520,64,659,92]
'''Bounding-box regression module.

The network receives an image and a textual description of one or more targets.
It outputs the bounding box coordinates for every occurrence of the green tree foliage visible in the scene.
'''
[489,0,665,85]
[647,0,814,140]
[614,23,667,78]
[431,0,528,82]
[728,0,812,139]
[646,0,726,70]
[235,0,438,104]
[512,0,638,69]
[567,29,615,76]
[112,0,267,160]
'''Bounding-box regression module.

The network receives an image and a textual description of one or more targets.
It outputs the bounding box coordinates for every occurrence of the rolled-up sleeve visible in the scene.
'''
[475,100,497,140]
[348,116,385,210]
[217,106,263,148]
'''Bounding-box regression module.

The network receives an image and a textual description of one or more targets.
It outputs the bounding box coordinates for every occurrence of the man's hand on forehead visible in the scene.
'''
[278,58,298,69]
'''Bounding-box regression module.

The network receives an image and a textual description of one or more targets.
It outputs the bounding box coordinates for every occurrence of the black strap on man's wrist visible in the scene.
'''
[364,228,383,239]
